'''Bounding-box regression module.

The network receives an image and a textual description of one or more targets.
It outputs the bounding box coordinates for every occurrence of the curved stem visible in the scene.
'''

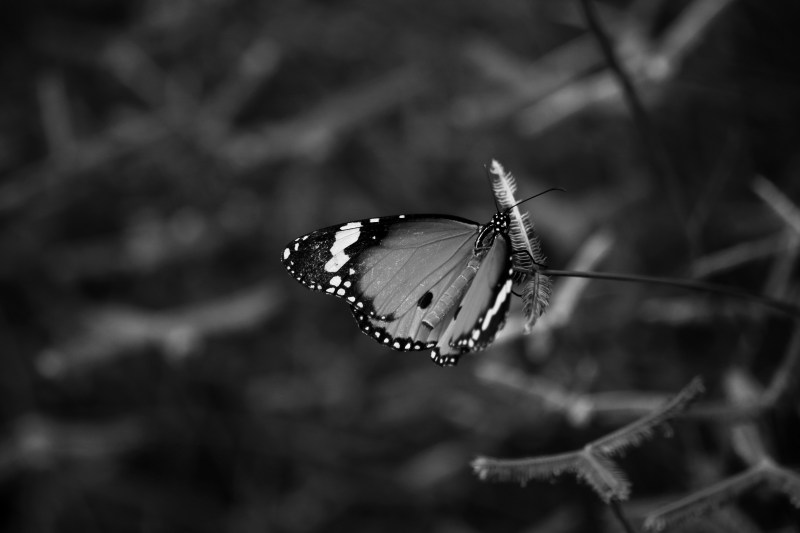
[541,269,800,319]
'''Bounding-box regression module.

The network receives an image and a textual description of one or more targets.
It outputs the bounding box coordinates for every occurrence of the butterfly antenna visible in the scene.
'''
[504,187,566,212]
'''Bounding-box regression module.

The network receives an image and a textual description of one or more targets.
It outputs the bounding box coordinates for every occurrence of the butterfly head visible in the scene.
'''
[491,211,510,235]
[475,211,510,253]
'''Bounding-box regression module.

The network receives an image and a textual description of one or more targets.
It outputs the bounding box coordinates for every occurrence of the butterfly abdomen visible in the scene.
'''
[421,255,482,331]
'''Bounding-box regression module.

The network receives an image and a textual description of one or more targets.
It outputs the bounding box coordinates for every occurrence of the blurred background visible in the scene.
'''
[1,0,800,531]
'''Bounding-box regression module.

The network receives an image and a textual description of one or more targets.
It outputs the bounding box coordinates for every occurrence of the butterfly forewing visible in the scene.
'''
[282,215,480,319]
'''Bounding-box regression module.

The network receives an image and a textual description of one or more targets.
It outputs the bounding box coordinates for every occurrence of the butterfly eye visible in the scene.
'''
[417,291,433,309]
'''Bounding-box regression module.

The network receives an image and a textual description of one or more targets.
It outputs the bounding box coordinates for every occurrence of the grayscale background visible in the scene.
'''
[1,0,799,531]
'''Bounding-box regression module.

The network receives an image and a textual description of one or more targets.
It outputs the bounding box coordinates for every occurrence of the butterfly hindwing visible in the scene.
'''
[350,227,514,367]
[433,234,513,365]
[348,254,484,354]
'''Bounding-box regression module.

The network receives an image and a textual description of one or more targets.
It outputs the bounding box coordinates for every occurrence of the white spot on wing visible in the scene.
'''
[480,278,513,332]
[370,218,379,223]
[283,248,290,260]
[330,276,342,287]
[325,255,349,272]
[324,224,361,273]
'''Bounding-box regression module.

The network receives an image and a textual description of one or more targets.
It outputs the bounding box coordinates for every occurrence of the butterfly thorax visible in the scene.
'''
[474,212,511,254]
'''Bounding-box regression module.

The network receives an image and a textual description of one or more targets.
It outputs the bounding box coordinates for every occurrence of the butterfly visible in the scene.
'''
[281,160,552,367]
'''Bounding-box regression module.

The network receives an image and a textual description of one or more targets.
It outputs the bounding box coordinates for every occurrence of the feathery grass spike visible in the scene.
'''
[593,377,704,457]
[576,450,631,502]
[487,159,551,331]
[644,464,770,531]
[471,448,631,502]
[471,451,581,487]
[473,378,704,505]
[644,460,800,531]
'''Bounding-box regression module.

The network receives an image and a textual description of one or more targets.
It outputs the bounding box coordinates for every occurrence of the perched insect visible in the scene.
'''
[281,161,554,366]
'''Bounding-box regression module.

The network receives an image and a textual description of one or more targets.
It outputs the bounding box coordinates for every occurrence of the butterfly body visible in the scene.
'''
[282,212,515,366]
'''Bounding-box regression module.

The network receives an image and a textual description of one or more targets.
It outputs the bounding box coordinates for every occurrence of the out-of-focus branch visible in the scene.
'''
[0,414,145,481]
[653,0,740,81]
[762,326,800,407]
[753,175,800,235]
[644,367,800,530]
[473,378,703,506]
[723,369,770,466]
[36,72,75,156]
[0,114,170,213]
[453,36,603,127]
[37,283,283,377]
[1,40,420,214]
[515,0,735,136]
[203,36,282,126]
[221,66,428,167]
[692,233,791,278]
[579,0,687,235]
[476,361,734,427]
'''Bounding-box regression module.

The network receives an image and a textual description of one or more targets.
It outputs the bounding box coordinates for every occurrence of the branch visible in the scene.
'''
[578,0,686,229]
[473,378,702,505]
[591,378,704,457]
[37,283,283,377]
[644,460,800,531]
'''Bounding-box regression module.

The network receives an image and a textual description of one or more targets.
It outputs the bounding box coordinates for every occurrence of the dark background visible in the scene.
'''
[1,0,799,531]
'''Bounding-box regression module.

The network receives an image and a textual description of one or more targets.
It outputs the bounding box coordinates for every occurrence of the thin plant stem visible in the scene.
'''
[541,269,800,319]
[610,500,638,533]
[578,0,690,248]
